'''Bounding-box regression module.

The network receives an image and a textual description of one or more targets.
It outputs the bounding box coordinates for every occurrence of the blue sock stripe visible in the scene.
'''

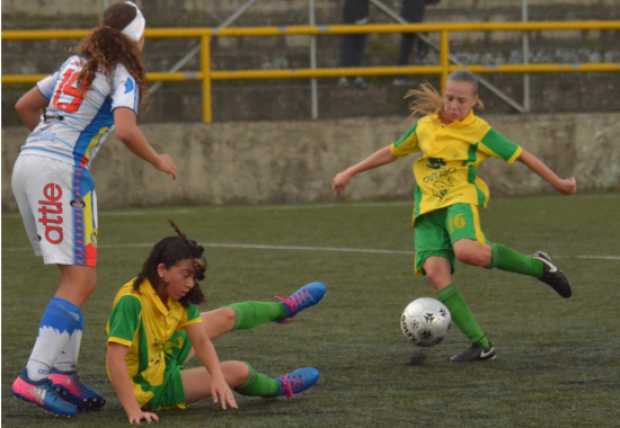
[41,297,83,334]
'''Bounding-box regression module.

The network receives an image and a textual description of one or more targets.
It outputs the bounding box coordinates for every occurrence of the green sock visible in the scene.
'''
[235,364,280,397]
[437,284,490,348]
[228,301,286,330]
[491,243,543,278]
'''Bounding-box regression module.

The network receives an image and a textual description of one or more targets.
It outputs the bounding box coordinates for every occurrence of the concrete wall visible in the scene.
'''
[3,112,619,211]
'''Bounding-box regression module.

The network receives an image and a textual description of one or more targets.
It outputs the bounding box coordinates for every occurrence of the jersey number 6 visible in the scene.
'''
[52,68,88,113]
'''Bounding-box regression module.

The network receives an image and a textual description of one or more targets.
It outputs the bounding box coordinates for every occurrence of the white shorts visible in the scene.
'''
[11,153,98,267]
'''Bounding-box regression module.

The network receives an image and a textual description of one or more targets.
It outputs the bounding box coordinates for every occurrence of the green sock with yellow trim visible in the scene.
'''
[235,364,280,397]
[490,243,544,278]
[228,301,287,330]
[437,284,491,349]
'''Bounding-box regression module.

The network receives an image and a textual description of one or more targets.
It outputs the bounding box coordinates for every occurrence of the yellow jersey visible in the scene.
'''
[390,111,522,221]
[106,278,202,407]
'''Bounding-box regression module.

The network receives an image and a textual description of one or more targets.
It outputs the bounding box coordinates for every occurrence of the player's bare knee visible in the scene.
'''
[454,246,483,266]
[224,361,249,387]
[220,307,236,327]
[425,269,450,290]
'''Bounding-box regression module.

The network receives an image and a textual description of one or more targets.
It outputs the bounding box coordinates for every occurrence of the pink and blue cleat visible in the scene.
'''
[276,281,326,322]
[277,367,320,398]
[48,369,106,411]
[11,369,76,417]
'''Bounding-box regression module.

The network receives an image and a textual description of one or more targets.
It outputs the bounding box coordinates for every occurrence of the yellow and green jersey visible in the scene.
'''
[390,111,522,222]
[106,278,202,407]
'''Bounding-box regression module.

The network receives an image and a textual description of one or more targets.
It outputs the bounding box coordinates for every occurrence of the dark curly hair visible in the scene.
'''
[133,221,207,307]
[74,2,147,105]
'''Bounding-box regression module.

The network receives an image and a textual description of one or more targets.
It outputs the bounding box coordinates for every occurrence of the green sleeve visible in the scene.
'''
[186,304,201,322]
[390,122,419,157]
[479,128,522,163]
[107,295,141,345]
[178,304,202,330]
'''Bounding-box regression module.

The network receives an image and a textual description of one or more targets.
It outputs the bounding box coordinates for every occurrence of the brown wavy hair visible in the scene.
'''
[404,70,484,119]
[133,221,207,307]
[75,2,147,105]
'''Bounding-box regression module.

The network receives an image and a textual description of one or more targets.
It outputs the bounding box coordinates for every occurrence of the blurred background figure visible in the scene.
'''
[338,0,370,89]
[393,0,440,86]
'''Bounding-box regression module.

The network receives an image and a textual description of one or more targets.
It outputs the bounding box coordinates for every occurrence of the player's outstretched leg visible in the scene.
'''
[276,281,327,322]
[11,369,77,417]
[48,369,106,411]
[235,365,320,398]
[276,368,320,398]
[533,251,572,298]
[224,281,326,332]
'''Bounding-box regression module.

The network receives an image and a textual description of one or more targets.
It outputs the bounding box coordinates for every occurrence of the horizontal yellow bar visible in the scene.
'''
[463,63,620,74]
[2,20,619,40]
[211,66,444,79]
[5,63,619,85]
[1,71,204,84]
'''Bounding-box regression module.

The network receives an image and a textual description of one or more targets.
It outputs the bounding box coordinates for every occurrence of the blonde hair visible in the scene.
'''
[405,71,485,119]
[404,82,443,118]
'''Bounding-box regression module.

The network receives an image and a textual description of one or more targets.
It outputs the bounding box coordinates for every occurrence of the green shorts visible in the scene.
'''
[413,203,487,275]
[142,330,193,411]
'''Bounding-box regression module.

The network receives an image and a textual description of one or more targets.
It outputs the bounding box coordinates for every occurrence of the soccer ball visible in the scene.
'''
[400,297,451,347]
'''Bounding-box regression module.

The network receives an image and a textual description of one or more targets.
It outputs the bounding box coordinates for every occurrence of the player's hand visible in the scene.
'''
[155,154,177,180]
[554,177,577,195]
[210,375,238,410]
[332,170,352,196]
[128,410,159,424]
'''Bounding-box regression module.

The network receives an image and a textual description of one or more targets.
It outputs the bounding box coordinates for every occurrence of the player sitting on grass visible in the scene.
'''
[332,70,576,363]
[106,221,326,424]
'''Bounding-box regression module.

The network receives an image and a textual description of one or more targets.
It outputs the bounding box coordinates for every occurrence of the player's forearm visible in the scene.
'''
[194,339,226,380]
[107,354,143,417]
[116,126,161,167]
[345,146,397,177]
[518,149,563,187]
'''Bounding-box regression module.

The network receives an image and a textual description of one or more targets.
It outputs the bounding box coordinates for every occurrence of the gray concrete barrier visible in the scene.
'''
[2,112,619,211]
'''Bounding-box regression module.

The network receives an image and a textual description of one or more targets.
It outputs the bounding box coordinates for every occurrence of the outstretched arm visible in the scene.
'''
[332,145,398,195]
[518,149,576,195]
[114,107,177,180]
[186,322,238,410]
[107,343,160,425]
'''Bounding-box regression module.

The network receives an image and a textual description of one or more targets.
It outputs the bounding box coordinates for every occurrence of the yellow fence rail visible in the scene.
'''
[3,20,620,123]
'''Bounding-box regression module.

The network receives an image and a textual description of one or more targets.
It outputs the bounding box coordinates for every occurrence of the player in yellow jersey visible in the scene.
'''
[106,222,325,424]
[332,70,576,363]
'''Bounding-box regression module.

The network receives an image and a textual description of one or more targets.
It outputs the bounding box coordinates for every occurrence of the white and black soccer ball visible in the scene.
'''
[400,297,452,347]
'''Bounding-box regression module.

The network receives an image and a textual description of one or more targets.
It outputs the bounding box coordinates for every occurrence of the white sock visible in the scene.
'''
[26,327,71,381]
[53,330,83,373]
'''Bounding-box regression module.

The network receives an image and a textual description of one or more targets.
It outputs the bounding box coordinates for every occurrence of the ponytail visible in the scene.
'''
[404,82,443,118]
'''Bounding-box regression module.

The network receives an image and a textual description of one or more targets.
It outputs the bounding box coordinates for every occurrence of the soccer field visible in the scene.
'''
[2,194,619,427]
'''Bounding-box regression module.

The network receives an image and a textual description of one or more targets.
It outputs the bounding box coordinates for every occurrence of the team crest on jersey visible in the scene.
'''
[426,157,446,169]
[124,77,135,94]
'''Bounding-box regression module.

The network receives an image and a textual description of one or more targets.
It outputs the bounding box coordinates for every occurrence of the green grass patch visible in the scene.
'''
[3,194,620,427]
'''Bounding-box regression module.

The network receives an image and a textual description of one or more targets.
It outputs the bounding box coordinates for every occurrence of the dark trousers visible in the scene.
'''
[398,0,427,65]
[339,0,370,67]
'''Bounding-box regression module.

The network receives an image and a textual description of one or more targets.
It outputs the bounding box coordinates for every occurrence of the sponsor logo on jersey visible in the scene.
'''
[38,183,64,244]
[70,198,86,209]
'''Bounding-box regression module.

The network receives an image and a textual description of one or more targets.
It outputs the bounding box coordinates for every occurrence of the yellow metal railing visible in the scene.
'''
[3,21,620,123]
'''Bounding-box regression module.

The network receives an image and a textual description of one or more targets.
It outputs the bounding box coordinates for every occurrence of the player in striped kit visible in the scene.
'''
[10,1,176,417]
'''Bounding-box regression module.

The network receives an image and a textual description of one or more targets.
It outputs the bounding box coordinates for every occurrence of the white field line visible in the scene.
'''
[2,201,411,219]
[2,241,619,261]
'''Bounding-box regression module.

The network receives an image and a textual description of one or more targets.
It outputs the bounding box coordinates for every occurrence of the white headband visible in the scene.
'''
[121,1,145,42]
